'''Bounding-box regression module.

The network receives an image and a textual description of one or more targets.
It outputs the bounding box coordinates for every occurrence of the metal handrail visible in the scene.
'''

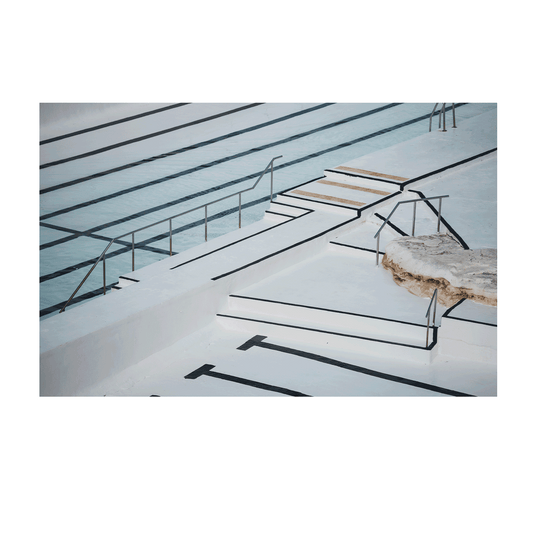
[429,103,457,132]
[59,155,283,313]
[374,194,449,266]
[425,288,438,347]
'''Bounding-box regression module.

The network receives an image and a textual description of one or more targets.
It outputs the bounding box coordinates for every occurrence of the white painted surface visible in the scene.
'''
[40,107,497,396]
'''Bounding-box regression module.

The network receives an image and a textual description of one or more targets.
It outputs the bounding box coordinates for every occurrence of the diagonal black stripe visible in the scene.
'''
[40,103,401,219]
[40,103,190,145]
[40,103,263,169]
[409,189,469,249]
[245,336,474,397]
[184,364,310,396]
[374,212,409,236]
[40,103,335,194]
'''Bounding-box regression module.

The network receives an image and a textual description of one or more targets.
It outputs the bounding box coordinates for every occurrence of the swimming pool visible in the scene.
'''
[39,102,497,318]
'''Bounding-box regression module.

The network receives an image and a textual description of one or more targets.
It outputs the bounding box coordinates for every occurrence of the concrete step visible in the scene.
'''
[268,201,310,218]
[264,211,294,223]
[324,168,406,189]
[219,296,437,363]
[276,191,358,215]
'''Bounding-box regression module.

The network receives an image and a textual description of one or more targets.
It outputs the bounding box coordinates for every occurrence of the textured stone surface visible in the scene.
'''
[382,233,497,307]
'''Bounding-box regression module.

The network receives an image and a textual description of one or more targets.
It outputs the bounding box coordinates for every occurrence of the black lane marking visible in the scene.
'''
[119,276,139,283]
[211,213,361,281]
[237,335,474,397]
[39,282,119,317]
[399,148,497,190]
[184,364,310,396]
[228,294,428,329]
[373,213,409,236]
[169,207,314,271]
[39,103,464,225]
[40,222,169,255]
[40,220,169,256]
[324,168,404,186]
[40,103,263,169]
[330,241,385,255]
[409,189,469,249]
[40,194,296,284]
[40,103,335,194]
[40,104,190,145]
[218,313,435,350]
[40,103,400,219]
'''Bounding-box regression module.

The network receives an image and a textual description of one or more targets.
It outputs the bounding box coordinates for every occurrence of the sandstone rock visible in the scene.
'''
[382,233,497,307]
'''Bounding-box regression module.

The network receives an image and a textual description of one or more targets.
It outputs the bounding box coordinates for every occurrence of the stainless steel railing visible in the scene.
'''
[374,194,449,266]
[59,155,283,313]
[429,103,457,132]
[425,288,438,347]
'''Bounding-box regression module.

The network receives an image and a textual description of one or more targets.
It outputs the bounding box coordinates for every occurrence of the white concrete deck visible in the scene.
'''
[40,108,497,397]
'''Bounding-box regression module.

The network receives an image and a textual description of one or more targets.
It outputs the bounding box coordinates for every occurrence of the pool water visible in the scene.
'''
[39,102,497,318]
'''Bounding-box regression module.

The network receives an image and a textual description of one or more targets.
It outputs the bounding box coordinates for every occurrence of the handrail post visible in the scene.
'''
[132,234,135,271]
[169,219,172,256]
[270,161,274,201]
[429,103,439,132]
[412,202,417,236]
[376,233,380,266]
[425,288,438,347]
[452,103,457,128]
[442,103,447,132]
[238,193,242,228]
[205,206,208,241]
[437,198,442,232]
[103,254,106,295]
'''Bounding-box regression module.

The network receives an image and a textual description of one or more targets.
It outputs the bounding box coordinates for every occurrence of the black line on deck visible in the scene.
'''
[218,314,435,351]
[444,315,497,327]
[169,204,314,271]
[409,189,469,249]
[237,336,474,397]
[184,364,310,396]
[40,103,263,169]
[330,241,385,256]
[373,213,409,236]
[211,213,361,281]
[400,148,497,190]
[229,294,428,328]
[40,104,190,145]
[442,298,467,317]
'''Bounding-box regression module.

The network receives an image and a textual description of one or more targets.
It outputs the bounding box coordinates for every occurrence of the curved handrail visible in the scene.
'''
[374,194,449,266]
[59,156,283,313]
